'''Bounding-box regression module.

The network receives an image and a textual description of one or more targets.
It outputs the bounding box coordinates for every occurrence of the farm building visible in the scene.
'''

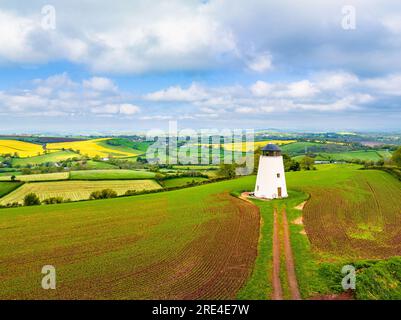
[254,144,288,199]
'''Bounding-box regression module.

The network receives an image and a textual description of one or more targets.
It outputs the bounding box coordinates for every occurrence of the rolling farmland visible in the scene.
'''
[1,164,401,299]
[12,150,79,166]
[0,177,259,299]
[69,169,156,180]
[0,172,69,182]
[0,180,161,205]
[47,138,140,158]
[0,140,44,158]
[160,177,208,188]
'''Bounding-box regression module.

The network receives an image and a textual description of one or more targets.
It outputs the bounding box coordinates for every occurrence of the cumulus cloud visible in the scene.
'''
[2,0,401,75]
[246,52,273,73]
[144,83,209,102]
[0,73,140,117]
[83,77,117,92]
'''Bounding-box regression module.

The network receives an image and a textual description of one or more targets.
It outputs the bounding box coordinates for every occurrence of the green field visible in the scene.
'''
[69,169,156,180]
[172,165,219,171]
[12,150,79,166]
[1,164,401,299]
[83,160,118,169]
[0,180,161,205]
[0,182,23,198]
[0,176,258,299]
[315,150,386,162]
[160,177,208,188]
[97,138,145,156]
[0,172,69,182]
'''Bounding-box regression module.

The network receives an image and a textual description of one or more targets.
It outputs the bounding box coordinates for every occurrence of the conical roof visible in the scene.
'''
[261,143,281,152]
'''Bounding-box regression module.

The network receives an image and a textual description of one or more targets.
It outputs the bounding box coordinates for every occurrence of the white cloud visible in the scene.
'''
[285,80,319,98]
[0,73,140,117]
[246,52,273,73]
[250,81,273,97]
[119,103,140,115]
[83,77,117,92]
[1,1,401,75]
[144,83,208,102]
[314,71,359,91]
[364,74,401,95]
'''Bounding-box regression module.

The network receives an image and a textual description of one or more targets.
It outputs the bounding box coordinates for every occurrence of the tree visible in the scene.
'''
[253,147,261,174]
[392,147,401,167]
[218,163,236,179]
[283,153,301,172]
[89,189,117,200]
[24,193,41,206]
[10,175,16,181]
[300,156,315,170]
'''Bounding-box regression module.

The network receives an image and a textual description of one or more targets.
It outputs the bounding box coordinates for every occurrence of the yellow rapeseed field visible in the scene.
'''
[199,139,296,152]
[47,138,138,158]
[0,140,44,158]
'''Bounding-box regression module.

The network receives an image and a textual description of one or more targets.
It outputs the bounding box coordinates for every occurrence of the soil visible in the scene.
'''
[271,208,283,300]
[282,209,302,300]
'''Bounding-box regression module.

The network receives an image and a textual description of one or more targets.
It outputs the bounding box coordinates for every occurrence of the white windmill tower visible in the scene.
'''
[254,144,288,199]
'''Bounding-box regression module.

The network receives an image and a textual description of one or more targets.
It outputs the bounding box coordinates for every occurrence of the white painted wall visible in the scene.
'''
[254,155,288,199]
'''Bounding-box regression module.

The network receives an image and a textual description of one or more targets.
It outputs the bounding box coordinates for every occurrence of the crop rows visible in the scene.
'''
[303,170,401,259]
[0,180,161,205]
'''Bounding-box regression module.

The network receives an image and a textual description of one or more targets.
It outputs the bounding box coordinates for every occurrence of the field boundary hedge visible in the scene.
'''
[363,166,401,181]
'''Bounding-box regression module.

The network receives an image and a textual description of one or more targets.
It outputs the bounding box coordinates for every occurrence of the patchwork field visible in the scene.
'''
[221,140,296,152]
[0,178,259,299]
[69,169,156,180]
[0,180,161,205]
[315,150,387,162]
[0,172,69,182]
[160,177,208,188]
[0,182,23,198]
[0,140,44,158]
[47,138,140,158]
[12,150,79,166]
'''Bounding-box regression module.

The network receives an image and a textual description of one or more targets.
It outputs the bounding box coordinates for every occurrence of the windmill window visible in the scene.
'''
[277,173,280,178]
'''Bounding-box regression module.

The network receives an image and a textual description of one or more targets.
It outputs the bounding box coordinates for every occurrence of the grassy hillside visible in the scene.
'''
[0,180,161,205]
[0,177,259,299]
[97,138,147,155]
[1,164,400,299]
[160,177,208,188]
[12,150,79,166]
[315,150,385,162]
[69,169,155,180]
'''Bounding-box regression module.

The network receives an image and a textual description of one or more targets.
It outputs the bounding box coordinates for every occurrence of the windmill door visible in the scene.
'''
[277,187,282,198]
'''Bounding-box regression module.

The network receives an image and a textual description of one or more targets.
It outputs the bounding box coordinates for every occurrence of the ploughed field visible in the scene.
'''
[0,177,260,299]
[0,180,161,205]
[299,168,401,259]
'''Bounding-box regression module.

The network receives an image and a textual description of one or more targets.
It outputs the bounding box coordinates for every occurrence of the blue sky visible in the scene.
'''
[0,0,401,134]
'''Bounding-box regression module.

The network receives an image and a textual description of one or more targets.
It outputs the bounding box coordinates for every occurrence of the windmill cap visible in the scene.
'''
[261,143,281,152]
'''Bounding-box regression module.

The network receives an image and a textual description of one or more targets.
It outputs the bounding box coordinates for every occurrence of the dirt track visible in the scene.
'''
[282,208,301,300]
[271,209,283,300]
[271,207,301,300]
